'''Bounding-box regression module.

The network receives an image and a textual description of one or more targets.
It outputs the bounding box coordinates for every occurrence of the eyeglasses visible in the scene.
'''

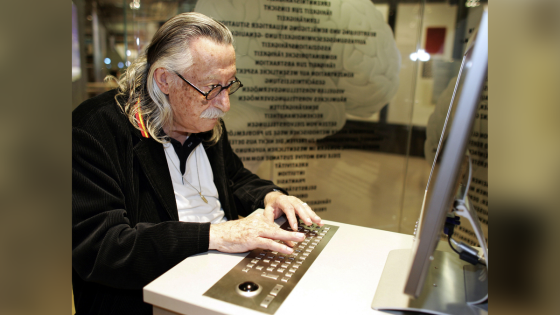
[173,71,243,100]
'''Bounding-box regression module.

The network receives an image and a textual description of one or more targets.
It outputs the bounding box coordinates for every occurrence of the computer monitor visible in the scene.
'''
[371,10,488,315]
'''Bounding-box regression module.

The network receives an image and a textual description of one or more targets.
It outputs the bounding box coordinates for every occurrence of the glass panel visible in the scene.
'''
[190,0,414,232]
[401,1,488,243]
[77,0,488,239]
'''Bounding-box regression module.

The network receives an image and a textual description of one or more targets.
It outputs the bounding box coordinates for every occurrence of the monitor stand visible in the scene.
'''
[371,248,487,315]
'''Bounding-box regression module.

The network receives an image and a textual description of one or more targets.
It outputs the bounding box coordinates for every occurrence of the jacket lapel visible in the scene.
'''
[133,138,179,221]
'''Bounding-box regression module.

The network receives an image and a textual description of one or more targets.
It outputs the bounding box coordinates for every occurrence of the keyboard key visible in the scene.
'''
[260,295,275,308]
[263,259,270,263]
[295,260,303,265]
[256,265,264,270]
[277,256,285,260]
[247,263,255,268]
[272,251,278,255]
[281,277,289,282]
[305,248,312,253]
[271,263,278,267]
[261,272,279,280]
[267,267,275,272]
[286,272,294,277]
[308,245,316,249]
[251,259,259,264]
[302,252,309,257]
[242,267,250,272]
[288,268,296,273]
[281,263,289,268]
[270,284,283,296]
[277,268,285,273]
[292,264,300,269]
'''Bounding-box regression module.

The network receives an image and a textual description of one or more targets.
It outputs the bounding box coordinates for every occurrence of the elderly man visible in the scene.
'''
[72,12,322,314]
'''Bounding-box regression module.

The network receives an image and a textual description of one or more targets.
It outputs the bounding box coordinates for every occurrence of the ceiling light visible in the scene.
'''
[409,49,430,62]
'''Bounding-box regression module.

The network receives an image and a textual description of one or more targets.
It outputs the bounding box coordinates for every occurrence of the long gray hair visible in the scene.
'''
[112,12,234,144]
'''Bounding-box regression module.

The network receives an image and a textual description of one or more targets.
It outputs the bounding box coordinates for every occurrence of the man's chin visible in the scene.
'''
[199,117,221,132]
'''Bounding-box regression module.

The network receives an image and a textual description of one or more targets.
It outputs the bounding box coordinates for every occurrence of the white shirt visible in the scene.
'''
[163,142,227,223]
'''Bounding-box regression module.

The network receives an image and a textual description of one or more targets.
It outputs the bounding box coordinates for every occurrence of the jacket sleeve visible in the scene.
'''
[217,125,288,217]
[72,127,210,290]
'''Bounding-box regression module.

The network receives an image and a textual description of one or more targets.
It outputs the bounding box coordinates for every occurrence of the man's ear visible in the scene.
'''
[154,68,171,94]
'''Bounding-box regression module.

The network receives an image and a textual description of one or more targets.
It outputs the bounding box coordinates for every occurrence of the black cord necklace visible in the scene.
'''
[165,144,208,203]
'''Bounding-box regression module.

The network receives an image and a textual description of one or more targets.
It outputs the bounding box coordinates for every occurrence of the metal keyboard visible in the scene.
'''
[204,218,338,314]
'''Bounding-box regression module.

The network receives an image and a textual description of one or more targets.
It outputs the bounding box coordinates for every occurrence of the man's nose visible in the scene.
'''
[213,90,231,112]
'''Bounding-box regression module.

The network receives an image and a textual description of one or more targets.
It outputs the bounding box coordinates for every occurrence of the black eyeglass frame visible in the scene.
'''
[173,71,243,100]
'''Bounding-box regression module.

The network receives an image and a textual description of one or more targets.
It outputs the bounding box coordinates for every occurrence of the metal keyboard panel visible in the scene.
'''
[203,219,338,314]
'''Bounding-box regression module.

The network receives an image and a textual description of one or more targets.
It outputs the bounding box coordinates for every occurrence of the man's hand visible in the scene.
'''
[263,191,323,232]
[209,212,306,255]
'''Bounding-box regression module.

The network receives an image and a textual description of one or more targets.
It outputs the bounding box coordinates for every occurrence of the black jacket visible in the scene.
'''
[72,90,284,314]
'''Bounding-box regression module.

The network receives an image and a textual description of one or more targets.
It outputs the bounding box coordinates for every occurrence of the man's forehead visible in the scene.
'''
[187,39,236,78]
[189,38,235,57]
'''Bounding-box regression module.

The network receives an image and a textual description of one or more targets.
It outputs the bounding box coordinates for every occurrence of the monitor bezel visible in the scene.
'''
[403,11,488,298]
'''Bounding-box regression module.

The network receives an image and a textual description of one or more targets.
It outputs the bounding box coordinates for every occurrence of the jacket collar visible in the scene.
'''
[113,93,177,220]
[132,135,179,221]
[127,110,218,221]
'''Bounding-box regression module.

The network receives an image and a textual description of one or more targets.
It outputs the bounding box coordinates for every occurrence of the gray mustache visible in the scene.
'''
[200,107,226,119]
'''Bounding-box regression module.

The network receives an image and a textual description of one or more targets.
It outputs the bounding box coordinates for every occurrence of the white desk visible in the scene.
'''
[144,218,413,315]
